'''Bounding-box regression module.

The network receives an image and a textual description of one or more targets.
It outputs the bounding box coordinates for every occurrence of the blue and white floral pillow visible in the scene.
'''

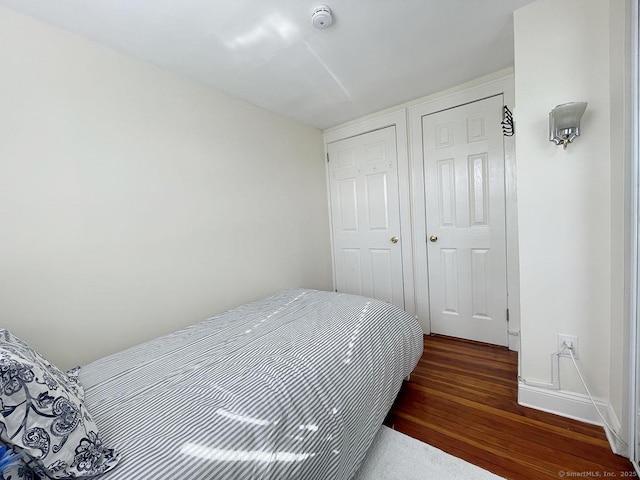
[0,441,33,480]
[0,449,35,480]
[0,330,84,401]
[0,330,119,478]
[1,463,36,480]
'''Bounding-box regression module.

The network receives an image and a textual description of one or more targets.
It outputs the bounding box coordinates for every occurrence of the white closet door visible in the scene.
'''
[422,95,508,346]
[328,126,405,308]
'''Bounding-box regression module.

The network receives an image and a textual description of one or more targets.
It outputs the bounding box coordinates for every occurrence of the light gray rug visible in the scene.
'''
[356,426,504,480]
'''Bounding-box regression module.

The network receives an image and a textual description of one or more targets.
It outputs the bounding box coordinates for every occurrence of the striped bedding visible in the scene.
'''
[77,289,423,480]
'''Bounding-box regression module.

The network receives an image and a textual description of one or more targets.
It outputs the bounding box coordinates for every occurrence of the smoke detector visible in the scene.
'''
[312,5,333,29]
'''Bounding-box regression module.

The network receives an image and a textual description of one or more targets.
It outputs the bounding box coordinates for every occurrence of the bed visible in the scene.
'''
[0,289,423,480]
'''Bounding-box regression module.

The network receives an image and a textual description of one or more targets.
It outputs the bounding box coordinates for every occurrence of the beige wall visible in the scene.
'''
[515,0,623,411]
[0,7,333,370]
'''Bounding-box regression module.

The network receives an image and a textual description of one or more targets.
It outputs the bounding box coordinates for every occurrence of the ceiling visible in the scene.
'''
[0,0,535,129]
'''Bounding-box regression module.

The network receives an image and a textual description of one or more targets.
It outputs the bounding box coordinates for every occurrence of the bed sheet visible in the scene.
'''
[78,289,423,480]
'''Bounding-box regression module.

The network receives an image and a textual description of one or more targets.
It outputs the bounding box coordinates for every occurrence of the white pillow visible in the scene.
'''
[0,330,119,478]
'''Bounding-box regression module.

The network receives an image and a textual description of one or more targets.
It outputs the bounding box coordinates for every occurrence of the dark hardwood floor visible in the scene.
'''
[384,335,636,479]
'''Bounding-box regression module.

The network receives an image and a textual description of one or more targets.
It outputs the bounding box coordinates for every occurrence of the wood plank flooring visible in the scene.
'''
[384,334,636,479]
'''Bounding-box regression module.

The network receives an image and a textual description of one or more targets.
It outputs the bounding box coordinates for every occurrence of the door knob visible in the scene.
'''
[429,235,438,242]
[390,235,399,244]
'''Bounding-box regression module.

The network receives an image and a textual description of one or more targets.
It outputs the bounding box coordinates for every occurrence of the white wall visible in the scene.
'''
[0,7,333,370]
[515,0,623,415]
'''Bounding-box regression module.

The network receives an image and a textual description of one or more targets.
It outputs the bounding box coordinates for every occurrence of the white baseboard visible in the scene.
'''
[518,381,628,456]
[605,402,629,457]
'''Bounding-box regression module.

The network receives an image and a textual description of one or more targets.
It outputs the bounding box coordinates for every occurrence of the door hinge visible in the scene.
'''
[326,153,330,162]
[506,308,510,322]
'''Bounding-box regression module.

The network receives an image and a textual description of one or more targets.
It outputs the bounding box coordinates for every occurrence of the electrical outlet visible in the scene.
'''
[557,334,579,359]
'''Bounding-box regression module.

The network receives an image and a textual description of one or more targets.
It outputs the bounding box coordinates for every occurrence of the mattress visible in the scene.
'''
[78,289,423,479]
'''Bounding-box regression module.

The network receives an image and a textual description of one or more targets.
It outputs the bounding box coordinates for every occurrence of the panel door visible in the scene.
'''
[328,126,404,309]
[423,95,507,345]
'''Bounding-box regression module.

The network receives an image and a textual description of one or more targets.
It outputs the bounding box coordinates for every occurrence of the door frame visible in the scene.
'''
[324,110,416,318]
[408,75,521,351]
[628,0,639,469]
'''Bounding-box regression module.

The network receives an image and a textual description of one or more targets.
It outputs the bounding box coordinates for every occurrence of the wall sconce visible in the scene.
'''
[549,101,588,149]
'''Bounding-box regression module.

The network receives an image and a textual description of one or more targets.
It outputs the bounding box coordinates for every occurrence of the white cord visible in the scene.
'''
[566,347,626,444]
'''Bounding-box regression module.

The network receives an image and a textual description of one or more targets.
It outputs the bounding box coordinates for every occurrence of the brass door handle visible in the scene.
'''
[429,235,438,242]
[390,235,399,244]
